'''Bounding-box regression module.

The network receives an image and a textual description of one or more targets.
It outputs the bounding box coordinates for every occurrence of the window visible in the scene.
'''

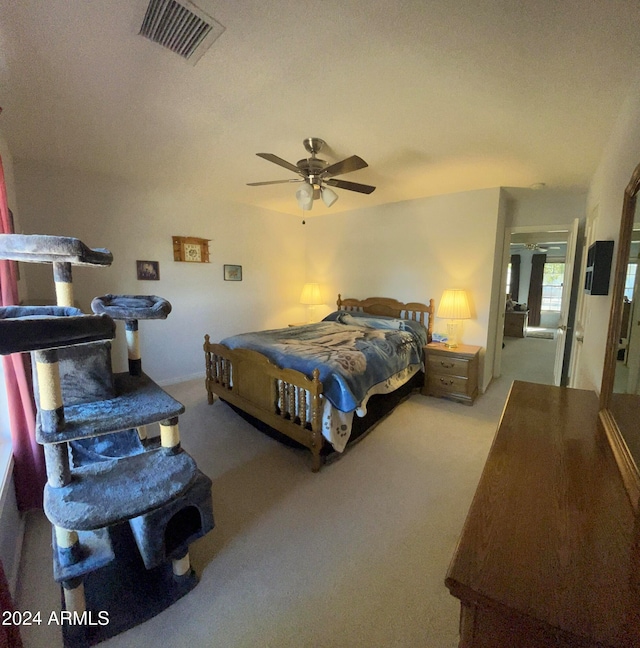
[506,263,512,296]
[624,263,637,301]
[541,262,565,311]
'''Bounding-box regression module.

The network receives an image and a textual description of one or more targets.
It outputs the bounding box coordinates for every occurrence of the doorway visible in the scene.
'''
[496,222,581,386]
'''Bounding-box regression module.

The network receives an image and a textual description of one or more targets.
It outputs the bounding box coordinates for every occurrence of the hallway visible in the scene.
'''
[500,335,557,386]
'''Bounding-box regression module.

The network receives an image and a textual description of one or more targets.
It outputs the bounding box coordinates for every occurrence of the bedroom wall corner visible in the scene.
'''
[12,161,307,384]
[483,188,511,392]
[303,187,504,393]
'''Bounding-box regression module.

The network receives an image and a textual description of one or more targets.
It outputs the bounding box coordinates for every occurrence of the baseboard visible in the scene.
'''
[156,372,205,387]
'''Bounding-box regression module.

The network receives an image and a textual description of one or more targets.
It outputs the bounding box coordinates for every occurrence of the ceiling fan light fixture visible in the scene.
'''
[321,186,338,207]
[248,138,376,209]
[296,183,314,210]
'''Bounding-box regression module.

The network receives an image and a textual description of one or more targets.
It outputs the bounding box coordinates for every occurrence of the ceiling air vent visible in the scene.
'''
[139,0,225,64]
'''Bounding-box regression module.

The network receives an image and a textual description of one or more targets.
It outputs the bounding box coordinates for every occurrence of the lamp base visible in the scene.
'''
[445,320,462,348]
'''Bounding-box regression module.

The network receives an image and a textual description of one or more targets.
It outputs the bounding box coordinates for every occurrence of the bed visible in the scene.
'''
[203,295,434,471]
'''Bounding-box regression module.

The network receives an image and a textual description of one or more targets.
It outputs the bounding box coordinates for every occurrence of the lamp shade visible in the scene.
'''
[437,289,471,320]
[300,283,322,305]
[321,186,338,207]
[296,183,314,210]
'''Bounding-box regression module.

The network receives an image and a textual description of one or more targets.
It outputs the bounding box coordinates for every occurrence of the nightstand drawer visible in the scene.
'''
[427,355,470,378]
[428,374,469,394]
[423,342,481,405]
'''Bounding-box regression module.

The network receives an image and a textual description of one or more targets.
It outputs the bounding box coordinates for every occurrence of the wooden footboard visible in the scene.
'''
[203,335,326,471]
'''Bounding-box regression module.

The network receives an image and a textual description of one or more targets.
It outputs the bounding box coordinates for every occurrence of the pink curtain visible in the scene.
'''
[0,155,46,511]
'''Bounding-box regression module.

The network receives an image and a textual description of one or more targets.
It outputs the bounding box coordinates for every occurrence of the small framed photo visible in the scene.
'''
[136,260,160,281]
[224,264,242,281]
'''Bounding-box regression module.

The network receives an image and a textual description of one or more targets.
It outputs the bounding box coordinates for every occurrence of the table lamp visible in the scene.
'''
[300,283,322,322]
[437,289,471,348]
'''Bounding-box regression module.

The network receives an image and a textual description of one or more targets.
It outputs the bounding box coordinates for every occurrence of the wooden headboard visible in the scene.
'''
[336,294,434,342]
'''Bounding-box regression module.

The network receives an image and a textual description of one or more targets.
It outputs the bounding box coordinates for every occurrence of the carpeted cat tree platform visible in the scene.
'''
[0,234,214,647]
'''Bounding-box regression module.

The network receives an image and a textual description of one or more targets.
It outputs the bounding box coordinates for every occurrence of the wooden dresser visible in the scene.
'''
[423,342,480,405]
[504,310,528,337]
[445,381,640,647]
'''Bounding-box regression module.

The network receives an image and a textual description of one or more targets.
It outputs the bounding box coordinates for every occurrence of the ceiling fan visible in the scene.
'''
[512,243,549,252]
[247,137,376,210]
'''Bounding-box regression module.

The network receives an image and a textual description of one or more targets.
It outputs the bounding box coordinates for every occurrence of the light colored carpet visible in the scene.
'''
[501,335,557,385]
[15,337,556,648]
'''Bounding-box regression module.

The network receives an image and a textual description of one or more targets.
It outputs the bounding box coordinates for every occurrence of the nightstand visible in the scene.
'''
[504,310,528,338]
[423,342,481,405]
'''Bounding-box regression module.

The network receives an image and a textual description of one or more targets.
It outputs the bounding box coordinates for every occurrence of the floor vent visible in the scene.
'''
[139,0,225,64]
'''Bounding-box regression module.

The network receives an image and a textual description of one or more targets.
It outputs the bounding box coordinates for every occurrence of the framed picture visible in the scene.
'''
[172,236,210,263]
[224,264,242,281]
[136,260,160,281]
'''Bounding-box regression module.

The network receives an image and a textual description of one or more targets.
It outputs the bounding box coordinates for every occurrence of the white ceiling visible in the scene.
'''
[1,0,639,217]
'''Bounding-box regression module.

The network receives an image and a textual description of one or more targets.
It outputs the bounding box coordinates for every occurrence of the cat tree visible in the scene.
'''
[0,234,214,646]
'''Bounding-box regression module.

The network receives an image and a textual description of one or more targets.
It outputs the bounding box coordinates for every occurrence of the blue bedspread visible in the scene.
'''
[220,313,428,413]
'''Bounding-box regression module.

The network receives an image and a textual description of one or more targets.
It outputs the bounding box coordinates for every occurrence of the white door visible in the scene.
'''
[493,228,513,379]
[554,218,580,385]
[568,210,598,388]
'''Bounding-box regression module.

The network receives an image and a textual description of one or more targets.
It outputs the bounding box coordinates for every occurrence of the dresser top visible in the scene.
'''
[426,341,481,357]
[446,380,639,646]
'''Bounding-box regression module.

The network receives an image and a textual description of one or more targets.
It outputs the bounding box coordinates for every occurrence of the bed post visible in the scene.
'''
[310,368,323,472]
[203,334,214,405]
[428,298,434,342]
[311,451,323,473]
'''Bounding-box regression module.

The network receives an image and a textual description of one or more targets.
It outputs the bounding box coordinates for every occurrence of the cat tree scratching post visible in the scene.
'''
[0,234,214,647]
[91,294,173,442]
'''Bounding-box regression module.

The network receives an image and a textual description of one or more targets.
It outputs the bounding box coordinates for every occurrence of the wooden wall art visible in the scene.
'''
[172,236,210,263]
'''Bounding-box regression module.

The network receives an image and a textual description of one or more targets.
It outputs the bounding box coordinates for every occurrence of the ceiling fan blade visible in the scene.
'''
[321,155,368,178]
[247,179,304,186]
[256,153,302,175]
[325,178,376,194]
